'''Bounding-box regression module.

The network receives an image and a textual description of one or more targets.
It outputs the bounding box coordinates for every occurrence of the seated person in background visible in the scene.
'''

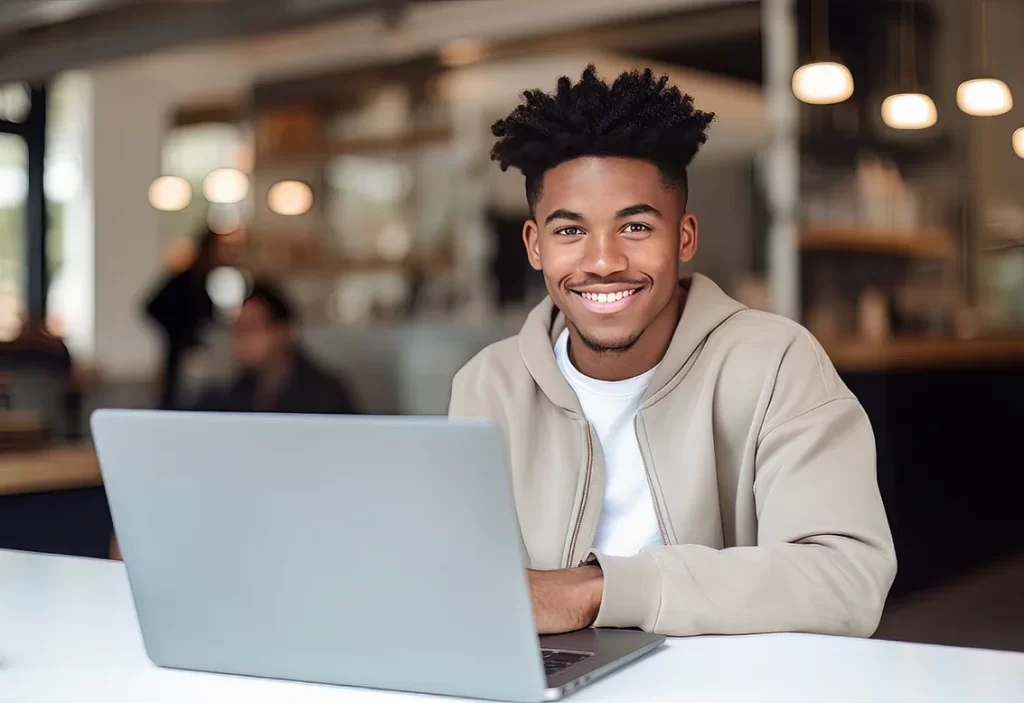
[193,282,360,416]
[449,66,896,638]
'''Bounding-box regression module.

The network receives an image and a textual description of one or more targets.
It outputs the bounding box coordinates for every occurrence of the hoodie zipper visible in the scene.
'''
[637,417,670,544]
[565,421,594,568]
[643,459,670,545]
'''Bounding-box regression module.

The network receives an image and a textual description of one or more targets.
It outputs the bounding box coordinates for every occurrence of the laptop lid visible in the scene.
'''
[92,410,548,702]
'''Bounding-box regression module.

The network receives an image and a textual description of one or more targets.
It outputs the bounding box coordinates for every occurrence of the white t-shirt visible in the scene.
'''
[554,329,664,557]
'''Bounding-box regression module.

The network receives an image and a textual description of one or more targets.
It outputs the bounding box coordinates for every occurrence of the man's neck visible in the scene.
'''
[568,286,684,382]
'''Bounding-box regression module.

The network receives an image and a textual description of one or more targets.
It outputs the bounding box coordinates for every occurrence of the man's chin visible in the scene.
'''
[571,326,642,354]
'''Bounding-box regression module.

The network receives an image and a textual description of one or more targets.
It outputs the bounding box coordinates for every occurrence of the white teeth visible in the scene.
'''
[580,289,637,303]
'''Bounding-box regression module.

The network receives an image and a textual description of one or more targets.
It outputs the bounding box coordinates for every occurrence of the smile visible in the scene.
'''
[571,287,643,314]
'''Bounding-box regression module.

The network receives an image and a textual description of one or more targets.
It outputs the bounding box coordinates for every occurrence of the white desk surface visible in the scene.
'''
[3,549,1023,703]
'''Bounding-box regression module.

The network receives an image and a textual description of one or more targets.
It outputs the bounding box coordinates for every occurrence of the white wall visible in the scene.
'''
[91,65,166,380]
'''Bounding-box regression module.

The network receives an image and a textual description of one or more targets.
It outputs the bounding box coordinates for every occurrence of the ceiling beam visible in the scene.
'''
[0,0,395,83]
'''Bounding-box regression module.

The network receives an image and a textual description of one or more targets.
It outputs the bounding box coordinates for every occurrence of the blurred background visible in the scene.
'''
[0,0,1022,653]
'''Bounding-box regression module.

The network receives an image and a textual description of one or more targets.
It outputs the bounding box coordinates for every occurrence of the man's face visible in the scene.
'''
[523,156,698,352]
[229,299,290,370]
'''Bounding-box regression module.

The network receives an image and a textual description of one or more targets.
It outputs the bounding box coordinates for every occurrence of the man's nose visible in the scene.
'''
[580,232,628,277]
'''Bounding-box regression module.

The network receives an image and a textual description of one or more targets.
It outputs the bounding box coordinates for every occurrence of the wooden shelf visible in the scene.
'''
[250,253,455,278]
[328,125,451,156]
[256,125,452,169]
[0,445,101,496]
[824,337,1024,372]
[800,225,955,258]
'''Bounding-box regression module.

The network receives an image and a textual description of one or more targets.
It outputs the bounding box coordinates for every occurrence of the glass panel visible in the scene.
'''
[0,133,26,339]
[0,82,30,124]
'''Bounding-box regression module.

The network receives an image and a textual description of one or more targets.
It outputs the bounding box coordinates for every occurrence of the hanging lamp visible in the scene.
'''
[792,0,854,105]
[958,0,1013,116]
[882,0,937,130]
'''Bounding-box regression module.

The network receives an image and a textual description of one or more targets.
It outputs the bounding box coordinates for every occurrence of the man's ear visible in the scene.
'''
[678,213,698,264]
[522,220,542,271]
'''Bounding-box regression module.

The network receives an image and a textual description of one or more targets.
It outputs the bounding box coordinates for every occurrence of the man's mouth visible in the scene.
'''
[570,286,643,314]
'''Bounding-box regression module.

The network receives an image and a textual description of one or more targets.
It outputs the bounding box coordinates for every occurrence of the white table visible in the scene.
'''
[3,549,1023,703]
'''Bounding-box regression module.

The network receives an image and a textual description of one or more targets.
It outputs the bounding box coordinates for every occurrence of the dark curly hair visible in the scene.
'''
[490,64,715,213]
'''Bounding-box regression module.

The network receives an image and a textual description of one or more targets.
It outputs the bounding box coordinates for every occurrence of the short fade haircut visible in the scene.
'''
[244,280,295,324]
[490,64,715,213]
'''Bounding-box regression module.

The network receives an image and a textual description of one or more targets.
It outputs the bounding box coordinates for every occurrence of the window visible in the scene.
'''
[0,131,27,340]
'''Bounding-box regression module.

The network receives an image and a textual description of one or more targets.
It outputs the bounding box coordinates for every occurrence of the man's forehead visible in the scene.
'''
[536,164,678,221]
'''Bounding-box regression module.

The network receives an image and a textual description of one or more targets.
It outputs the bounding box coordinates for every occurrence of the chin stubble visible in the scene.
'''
[571,323,643,355]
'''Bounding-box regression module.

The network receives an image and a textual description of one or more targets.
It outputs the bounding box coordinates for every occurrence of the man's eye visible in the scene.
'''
[624,223,651,233]
[556,227,583,236]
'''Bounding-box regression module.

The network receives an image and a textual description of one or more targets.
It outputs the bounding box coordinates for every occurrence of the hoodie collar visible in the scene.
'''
[518,274,747,413]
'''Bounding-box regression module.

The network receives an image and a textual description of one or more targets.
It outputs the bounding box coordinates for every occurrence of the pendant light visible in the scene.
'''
[148,176,192,212]
[882,0,936,130]
[1013,127,1024,159]
[958,0,1013,116]
[792,0,854,105]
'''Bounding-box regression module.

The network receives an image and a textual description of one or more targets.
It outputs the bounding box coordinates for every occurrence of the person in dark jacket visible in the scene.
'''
[192,281,360,415]
[144,228,222,409]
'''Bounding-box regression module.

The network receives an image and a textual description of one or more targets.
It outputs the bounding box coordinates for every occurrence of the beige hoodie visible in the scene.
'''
[449,274,896,638]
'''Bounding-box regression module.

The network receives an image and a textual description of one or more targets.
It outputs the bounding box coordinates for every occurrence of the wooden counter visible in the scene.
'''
[825,337,1024,372]
[0,445,102,496]
[0,444,110,559]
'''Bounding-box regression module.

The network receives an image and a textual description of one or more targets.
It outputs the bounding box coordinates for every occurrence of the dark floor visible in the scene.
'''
[876,552,1024,652]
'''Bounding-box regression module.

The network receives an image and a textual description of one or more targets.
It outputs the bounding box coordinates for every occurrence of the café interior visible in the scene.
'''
[0,0,1022,656]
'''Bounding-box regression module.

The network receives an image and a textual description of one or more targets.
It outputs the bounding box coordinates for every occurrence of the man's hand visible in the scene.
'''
[527,566,604,634]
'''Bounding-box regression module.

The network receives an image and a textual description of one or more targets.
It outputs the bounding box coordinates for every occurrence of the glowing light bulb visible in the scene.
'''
[957,78,1013,117]
[202,168,250,204]
[881,93,937,130]
[268,180,314,216]
[792,62,854,105]
[148,176,192,211]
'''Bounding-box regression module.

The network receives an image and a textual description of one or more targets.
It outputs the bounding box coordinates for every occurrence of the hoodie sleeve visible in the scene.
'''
[449,359,489,419]
[591,335,897,638]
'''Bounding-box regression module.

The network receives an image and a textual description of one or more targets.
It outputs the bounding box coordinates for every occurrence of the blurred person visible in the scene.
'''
[192,281,359,415]
[144,228,223,409]
[449,66,896,638]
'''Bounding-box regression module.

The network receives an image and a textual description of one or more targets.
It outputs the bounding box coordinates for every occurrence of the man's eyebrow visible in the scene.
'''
[616,203,662,219]
[544,208,585,225]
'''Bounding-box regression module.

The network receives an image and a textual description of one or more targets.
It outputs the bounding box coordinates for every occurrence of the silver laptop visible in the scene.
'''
[91,410,664,702]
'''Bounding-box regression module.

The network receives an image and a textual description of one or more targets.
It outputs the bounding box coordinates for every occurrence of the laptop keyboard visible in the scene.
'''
[541,648,593,676]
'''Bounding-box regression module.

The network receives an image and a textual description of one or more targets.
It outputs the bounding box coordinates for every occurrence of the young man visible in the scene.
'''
[449,66,896,638]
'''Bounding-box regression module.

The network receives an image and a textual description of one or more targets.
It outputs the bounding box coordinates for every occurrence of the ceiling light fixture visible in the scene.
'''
[148,175,192,212]
[202,168,250,204]
[958,0,1013,116]
[268,180,314,216]
[792,0,854,105]
[882,0,937,130]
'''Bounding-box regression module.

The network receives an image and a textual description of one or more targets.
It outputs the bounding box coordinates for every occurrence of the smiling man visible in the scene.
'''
[449,66,896,637]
